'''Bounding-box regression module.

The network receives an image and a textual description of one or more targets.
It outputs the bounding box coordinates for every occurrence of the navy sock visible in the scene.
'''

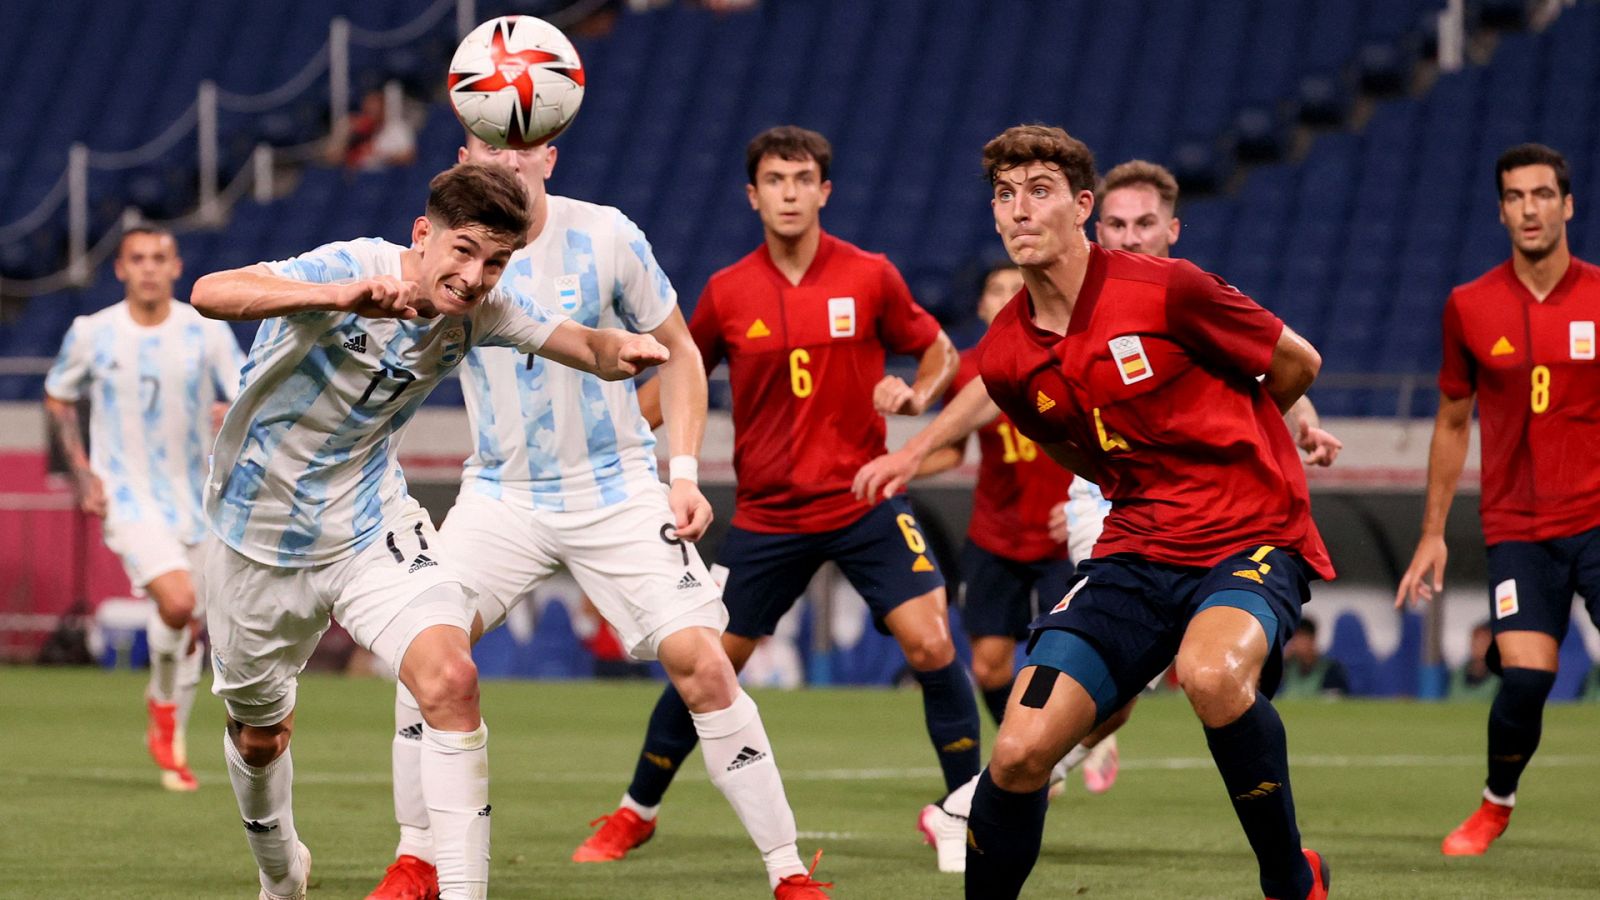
[915,662,983,790]
[1486,667,1556,797]
[624,684,698,807]
[981,681,1013,727]
[965,768,1048,900]
[1204,694,1312,900]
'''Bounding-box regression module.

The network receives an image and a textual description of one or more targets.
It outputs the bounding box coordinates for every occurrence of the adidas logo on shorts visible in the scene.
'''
[342,333,368,354]
[726,745,767,771]
[677,572,700,590]
[408,554,437,573]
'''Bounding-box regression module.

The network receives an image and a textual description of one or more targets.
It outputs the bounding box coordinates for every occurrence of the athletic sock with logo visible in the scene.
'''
[981,681,1013,726]
[223,731,305,896]
[915,662,983,790]
[691,690,803,887]
[624,685,699,811]
[391,682,433,862]
[146,610,187,704]
[965,768,1047,899]
[420,723,490,900]
[1486,667,1556,798]
[1204,695,1311,900]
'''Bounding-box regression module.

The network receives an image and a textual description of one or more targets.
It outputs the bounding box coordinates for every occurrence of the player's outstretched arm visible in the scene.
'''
[1395,391,1474,608]
[648,309,713,541]
[192,266,420,321]
[1260,324,1322,414]
[853,375,1003,502]
[873,330,959,416]
[537,319,669,381]
[1285,395,1343,467]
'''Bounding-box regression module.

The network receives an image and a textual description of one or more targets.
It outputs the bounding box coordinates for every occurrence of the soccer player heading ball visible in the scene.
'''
[1397,143,1600,857]
[960,125,1333,900]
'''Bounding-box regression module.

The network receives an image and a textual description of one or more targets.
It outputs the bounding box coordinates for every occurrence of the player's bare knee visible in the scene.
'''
[230,720,290,767]
[667,645,739,712]
[154,593,196,629]
[971,654,1013,690]
[901,631,957,671]
[412,654,480,716]
[988,733,1053,791]
[1177,660,1254,724]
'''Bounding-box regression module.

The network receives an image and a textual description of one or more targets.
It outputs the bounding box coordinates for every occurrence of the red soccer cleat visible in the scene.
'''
[572,808,656,862]
[146,696,183,771]
[1441,798,1512,856]
[1266,849,1330,900]
[774,850,833,899]
[365,854,439,900]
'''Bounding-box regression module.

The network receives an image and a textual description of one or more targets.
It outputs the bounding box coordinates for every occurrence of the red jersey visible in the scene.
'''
[977,245,1335,579]
[948,350,1071,563]
[1439,257,1600,544]
[690,231,942,532]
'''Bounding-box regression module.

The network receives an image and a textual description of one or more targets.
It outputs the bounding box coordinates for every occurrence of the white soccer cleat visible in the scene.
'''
[918,803,968,874]
[1046,756,1070,801]
[258,841,312,900]
[1081,735,1119,794]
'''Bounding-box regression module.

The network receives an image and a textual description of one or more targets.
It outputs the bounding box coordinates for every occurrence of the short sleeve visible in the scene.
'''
[475,285,567,353]
[207,321,245,402]
[44,318,92,402]
[261,239,385,324]
[1165,260,1284,377]
[611,212,678,334]
[1437,295,1475,399]
[876,261,941,356]
[687,282,725,372]
[976,329,1070,445]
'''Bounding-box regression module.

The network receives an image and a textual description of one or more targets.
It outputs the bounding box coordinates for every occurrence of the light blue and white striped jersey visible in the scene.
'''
[45,301,244,544]
[207,237,566,567]
[460,196,675,511]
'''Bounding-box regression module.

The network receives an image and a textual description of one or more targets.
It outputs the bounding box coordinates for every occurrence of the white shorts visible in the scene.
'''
[103,520,201,593]
[441,483,726,660]
[201,502,473,726]
[1065,476,1111,567]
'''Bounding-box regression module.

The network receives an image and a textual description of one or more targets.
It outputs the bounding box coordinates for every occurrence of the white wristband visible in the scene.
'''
[668,455,699,484]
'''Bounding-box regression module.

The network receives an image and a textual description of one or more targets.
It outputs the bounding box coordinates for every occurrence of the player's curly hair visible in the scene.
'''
[425,163,533,246]
[1101,160,1180,213]
[982,125,1097,195]
[1496,143,1570,197]
[746,126,833,184]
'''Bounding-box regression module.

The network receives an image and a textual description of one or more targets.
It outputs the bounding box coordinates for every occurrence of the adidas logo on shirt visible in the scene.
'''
[396,723,424,741]
[677,572,701,590]
[342,333,368,354]
[726,745,767,771]
[407,554,437,573]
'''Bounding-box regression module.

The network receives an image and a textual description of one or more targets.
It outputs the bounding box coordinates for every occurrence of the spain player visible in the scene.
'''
[193,164,667,900]
[366,133,829,900]
[962,125,1332,899]
[44,226,244,792]
[578,125,978,862]
[1396,143,1600,857]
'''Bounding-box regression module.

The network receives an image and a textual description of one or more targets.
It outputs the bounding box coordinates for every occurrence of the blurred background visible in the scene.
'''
[2,0,1598,701]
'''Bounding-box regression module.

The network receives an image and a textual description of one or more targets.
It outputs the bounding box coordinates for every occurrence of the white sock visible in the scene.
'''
[691,691,803,887]
[223,732,305,895]
[393,683,433,863]
[1484,787,1516,807]
[941,774,979,818]
[1060,742,1091,772]
[421,722,490,900]
[146,612,187,703]
[619,793,660,822]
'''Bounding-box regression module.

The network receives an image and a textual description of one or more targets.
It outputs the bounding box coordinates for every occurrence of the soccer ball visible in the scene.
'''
[447,16,585,149]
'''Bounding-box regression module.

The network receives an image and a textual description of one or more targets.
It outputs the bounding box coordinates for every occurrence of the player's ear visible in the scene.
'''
[1168,217,1182,246]
[818,179,831,208]
[457,146,468,164]
[746,183,759,211]
[1563,193,1574,222]
[1074,189,1095,229]
[543,144,559,177]
[412,216,432,248]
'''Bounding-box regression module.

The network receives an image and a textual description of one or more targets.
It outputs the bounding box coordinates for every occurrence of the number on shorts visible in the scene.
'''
[895,513,927,554]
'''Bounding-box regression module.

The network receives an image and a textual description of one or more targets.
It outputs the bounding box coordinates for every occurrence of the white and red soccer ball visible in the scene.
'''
[448,16,585,149]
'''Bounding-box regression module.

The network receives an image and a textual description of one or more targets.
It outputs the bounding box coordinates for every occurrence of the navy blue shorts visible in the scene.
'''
[718,495,946,638]
[1484,526,1600,647]
[1026,546,1313,716]
[958,540,1076,641]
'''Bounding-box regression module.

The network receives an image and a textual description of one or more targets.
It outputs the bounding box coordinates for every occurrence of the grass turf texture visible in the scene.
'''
[3,669,1598,898]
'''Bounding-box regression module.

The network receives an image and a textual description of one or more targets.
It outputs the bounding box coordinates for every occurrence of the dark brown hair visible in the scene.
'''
[746,126,833,184]
[1101,159,1180,212]
[981,125,1097,195]
[425,163,532,245]
[117,224,178,258]
[1496,143,1570,197]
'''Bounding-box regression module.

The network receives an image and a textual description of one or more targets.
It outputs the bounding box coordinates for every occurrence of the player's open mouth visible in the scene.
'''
[442,283,471,304]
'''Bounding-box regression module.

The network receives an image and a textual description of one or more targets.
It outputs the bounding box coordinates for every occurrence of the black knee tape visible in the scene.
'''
[1020,666,1061,709]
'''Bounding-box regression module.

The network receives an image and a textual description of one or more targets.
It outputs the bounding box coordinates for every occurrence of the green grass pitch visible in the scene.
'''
[3,668,1598,898]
